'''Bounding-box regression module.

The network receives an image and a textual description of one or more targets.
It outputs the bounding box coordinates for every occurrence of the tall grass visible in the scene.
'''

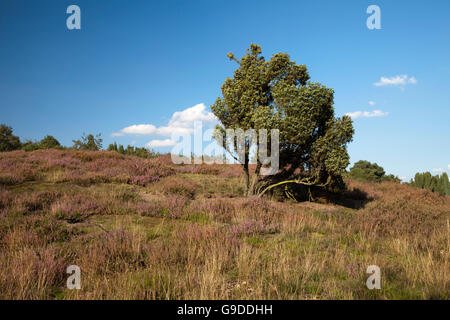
[0,150,448,299]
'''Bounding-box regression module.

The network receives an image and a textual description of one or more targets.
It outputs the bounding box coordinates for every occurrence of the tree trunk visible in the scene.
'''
[243,162,250,196]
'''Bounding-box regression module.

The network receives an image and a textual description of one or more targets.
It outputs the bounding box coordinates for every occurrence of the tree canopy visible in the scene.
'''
[21,135,63,151]
[348,160,400,183]
[0,124,21,152]
[107,142,159,159]
[72,133,103,151]
[211,44,354,196]
[39,135,61,149]
[410,171,449,195]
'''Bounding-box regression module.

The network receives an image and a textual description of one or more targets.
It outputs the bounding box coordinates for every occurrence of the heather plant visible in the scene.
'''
[50,194,103,223]
[0,188,13,209]
[138,194,189,219]
[0,150,174,187]
[188,198,236,223]
[14,191,61,215]
[159,176,199,199]
[353,181,449,238]
[0,246,70,299]
[0,149,448,300]
[230,219,279,237]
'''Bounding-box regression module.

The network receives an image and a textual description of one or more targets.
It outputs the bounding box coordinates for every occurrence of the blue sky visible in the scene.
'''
[0,0,449,180]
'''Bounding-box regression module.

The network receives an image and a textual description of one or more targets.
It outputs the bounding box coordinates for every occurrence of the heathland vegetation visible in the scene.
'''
[0,45,448,300]
[0,149,448,299]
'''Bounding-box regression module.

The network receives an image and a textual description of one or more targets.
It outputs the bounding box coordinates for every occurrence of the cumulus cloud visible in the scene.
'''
[432,168,444,173]
[113,103,217,138]
[146,139,177,148]
[448,164,450,170]
[120,124,157,135]
[368,101,376,106]
[374,75,417,87]
[345,110,388,119]
[167,103,217,129]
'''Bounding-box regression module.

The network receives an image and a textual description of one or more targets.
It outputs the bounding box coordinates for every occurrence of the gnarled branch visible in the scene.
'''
[257,175,331,198]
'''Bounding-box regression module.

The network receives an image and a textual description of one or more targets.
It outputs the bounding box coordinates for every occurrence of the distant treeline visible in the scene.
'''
[347,160,401,183]
[409,172,449,195]
[106,142,159,159]
[346,159,449,195]
[0,124,157,159]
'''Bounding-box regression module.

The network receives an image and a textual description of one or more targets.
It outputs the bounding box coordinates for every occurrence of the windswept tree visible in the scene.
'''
[211,44,354,196]
[72,133,103,151]
[0,124,21,152]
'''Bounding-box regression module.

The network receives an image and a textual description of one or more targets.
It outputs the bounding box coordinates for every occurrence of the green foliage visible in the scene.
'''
[107,142,159,159]
[381,174,401,183]
[0,124,21,152]
[349,160,384,182]
[22,135,63,152]
[348,160,400,183]
[72,133,103,151]
[211,44,354,195]
[39,135,61,149]
[410,172,449,195]
[21,140,41,152]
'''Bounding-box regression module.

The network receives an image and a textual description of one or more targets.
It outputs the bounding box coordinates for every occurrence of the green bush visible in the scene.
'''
[107,142,159,159]
[39,135,61,149]
[0,124,21,152]
[22,135,63,151]
[348,160,400,183]
[410,172,449,195]
[72,133,103,151]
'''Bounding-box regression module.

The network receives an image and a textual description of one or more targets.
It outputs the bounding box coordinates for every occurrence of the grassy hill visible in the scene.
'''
[0,150,448,299]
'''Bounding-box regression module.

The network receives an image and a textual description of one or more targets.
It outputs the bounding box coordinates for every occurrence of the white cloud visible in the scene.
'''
[345,110,388,119]
[113,103,217,138]
[374,75,418,87]
[155,126,192,136]
[368,101,376,106]
[146,139,177,148]
[168,103,217,128]
[448,164,450,170]
[120,124,157,135]
[432,168,444,173]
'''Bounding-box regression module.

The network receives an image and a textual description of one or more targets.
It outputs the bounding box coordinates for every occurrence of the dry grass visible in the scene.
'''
[0,150,448,299]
